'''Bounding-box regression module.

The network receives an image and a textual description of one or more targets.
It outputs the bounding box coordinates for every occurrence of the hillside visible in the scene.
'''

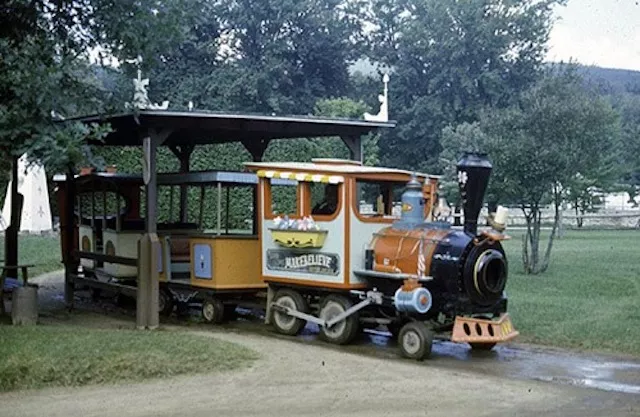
[349,58,640,95]
[575,65,640,94]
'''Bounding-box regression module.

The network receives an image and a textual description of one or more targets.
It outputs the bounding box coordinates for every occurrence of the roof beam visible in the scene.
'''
[241,138,271,162]
[341,135,362,162]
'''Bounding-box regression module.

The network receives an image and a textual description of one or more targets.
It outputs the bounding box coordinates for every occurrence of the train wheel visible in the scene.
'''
[318,295,359,345]
[398,322,434,361]
[158,289,174,317]
[202,297,225,324]
[272,289,308,336]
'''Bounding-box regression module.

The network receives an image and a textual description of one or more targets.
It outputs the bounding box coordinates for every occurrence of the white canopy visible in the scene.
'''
[0,154,52,233]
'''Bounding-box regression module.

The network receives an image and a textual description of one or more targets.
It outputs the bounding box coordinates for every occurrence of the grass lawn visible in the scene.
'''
[0,325,259,392]
[0,233,62,278]
[2,230,639,361]
[502,229,640,357]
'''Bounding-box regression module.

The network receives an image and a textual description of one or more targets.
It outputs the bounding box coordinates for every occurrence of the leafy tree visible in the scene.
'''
[563,173,605,228]
[442,68,620,274]
[614,93,640,207]
[0,0,194,288]
[150,0,365,115]
[362,0,566,173]
[262,97,376,164]
[1,0,197,171]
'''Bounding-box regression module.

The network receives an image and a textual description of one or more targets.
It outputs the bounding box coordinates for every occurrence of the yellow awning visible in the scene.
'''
[257,170,344,184]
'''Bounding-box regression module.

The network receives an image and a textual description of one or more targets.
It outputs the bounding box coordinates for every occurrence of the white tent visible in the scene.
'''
[0,154,53,233]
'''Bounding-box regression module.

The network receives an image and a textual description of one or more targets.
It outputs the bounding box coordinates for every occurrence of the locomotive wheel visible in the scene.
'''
[158,288,174,317]
[272,289,309,336]
[398,321,434,361]
[202,297,225,324]
[318,295,359,345]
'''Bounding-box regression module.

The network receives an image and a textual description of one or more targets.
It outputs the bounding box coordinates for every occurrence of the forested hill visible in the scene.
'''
[574,65,640,93]
[351,59,640,94]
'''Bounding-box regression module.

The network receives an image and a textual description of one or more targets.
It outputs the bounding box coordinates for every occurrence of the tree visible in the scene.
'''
[1,0,198,170]
[563,173,605,228]
[440,122,491,224]
[362,0,566,173]
[614,93,640,207]
[263,97,377,164]
[0,0,194,298]
[442,68,620,274]
[150,0,366,115]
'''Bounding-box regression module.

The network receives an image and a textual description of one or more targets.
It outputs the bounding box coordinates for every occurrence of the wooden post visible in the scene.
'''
[138,129,170,329]
[138,134,160,330]
[64,166,77,309]
[340,135,363,162]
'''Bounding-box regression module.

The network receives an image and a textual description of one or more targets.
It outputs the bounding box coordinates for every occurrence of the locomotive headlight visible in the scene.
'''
[473,249,507,297]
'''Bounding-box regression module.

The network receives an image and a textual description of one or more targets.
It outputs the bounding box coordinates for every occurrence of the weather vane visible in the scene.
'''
[124,55,169,110]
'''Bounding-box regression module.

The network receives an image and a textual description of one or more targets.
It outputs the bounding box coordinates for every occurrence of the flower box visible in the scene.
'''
[269,229,328,248]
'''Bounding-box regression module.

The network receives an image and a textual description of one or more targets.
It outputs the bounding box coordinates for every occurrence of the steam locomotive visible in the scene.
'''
[265,152,517,360]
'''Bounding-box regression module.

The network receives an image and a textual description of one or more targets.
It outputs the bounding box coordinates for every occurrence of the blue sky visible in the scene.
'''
[546,0,640,71]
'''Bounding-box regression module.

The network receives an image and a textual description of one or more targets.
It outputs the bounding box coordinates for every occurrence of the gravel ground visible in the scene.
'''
[0,271,637,417]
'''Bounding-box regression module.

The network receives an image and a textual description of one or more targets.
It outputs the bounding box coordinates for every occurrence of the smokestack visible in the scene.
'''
[457,152,492,236]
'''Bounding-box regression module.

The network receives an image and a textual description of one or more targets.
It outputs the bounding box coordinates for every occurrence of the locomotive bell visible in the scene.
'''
[457,152,492,236]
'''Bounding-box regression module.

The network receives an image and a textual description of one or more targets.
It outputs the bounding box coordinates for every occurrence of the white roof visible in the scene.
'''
[245,159,440,178]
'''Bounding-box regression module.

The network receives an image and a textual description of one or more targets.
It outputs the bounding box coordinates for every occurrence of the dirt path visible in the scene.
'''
[1,325,638,417]
[1,272,638,417]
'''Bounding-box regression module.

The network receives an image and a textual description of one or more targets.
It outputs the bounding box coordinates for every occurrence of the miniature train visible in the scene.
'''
[55,152,518,360]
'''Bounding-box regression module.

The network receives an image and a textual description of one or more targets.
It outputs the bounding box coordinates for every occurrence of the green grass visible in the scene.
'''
[0,325,259,392]
[0,234,63,278]
[502,229,640,357]
[2,231,639,361]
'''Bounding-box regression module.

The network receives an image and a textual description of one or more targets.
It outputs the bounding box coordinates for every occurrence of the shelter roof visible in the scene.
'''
[60,110,396,147]
[52,170,295,186]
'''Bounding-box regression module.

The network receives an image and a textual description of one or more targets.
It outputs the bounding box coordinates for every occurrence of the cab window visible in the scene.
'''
[355,180,405,218]
[265,179,300,218]
[310,183,339,216]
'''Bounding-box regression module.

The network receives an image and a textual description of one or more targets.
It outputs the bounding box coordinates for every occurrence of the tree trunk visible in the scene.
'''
[556,195,565,239]
[522,206,543,275]
[2,155,21,316]
[541,189,562,273]
[575,205,583,228]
